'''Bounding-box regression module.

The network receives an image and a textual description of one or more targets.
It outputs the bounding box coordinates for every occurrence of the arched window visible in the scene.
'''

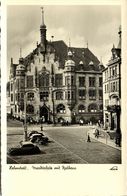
[26,104,34,114]
[88,104,98,112]
[78,105,86,113]
[56,104,65,114]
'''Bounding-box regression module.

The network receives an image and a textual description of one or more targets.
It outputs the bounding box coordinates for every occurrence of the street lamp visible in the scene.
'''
[40,116,44,132]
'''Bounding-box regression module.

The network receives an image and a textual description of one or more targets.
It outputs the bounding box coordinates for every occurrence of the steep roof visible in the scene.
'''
[52,40,101,71]
[23,40,102,72]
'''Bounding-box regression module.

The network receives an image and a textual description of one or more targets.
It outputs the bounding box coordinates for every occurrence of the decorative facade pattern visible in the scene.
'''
[7,8,104,124]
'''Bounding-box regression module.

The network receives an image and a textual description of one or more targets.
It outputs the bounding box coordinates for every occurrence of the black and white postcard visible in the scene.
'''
[1,0,127,195]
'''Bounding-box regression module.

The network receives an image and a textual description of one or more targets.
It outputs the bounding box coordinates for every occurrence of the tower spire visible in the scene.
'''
[40,6,47,52]
[41,7,45,27]
[117,25,121,49]
[19,46,24,64]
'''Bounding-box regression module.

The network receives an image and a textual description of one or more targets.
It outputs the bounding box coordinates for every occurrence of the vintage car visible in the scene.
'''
[28,130,44,138]
[8,141,41,156]
[29,133,49,144]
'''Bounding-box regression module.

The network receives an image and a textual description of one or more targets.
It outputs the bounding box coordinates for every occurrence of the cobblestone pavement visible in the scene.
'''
[7,125,121,164]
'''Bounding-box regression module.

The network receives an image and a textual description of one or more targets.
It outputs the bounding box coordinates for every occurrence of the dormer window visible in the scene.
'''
[89,61,94,66]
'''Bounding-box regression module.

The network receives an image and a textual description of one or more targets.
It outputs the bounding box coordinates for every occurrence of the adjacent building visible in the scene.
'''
[103,26,121,144]
[7,8,104,124]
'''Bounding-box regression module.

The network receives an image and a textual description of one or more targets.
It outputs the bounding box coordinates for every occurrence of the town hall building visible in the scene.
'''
[7,7,104,124]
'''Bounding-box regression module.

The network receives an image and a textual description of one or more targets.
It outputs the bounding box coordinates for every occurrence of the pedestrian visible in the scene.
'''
[95,129,98,138]
[87,133,91,142]
[97,129,99,138]
[98,120,101,127]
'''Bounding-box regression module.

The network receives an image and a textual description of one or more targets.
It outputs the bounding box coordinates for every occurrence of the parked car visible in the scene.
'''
[8,141,41,156]
[28,131,44,138]
[29,133,49,144]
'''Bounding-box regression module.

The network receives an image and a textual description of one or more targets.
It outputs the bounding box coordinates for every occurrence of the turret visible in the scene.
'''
[65,50,75,72]
[111,44,117,59]
[16,57,25,76]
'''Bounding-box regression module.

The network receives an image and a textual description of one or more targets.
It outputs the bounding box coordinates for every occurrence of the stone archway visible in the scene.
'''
[40,105,49,122]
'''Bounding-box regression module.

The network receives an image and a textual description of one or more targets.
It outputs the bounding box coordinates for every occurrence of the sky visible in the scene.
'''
[7,5,121,77]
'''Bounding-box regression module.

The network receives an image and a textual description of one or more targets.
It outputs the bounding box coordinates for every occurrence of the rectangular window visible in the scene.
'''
[113,82,116,92]
[27,76,33,88]
[21,93,24,99]
[111,83,112,92]
[11,83,13,91]
[67,91,71,100]
[99,90,103,100]
[20,79,25,89]
[89,77,96,87]
[116,81,118,91]
[99,77,102,87]
[65,76,70,86]
[71,76,74,86]
[27,92,34,100]
[112,67,115,77]
[39,75,49,87]
[115,65,117,76]
[40,92,49,101]
[55,74,63,86]
[11,94,13,102]
[56,92,63,100]
[79,77,85,87]
[89,89,96,100]
[16,79,20,90]
[71,91,75,100]
[79,90,86,99]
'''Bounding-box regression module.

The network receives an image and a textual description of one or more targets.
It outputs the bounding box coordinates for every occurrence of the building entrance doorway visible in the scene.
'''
[40,106,49,123]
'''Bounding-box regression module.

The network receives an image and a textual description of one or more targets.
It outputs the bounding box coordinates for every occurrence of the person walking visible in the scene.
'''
[87,133,91,142]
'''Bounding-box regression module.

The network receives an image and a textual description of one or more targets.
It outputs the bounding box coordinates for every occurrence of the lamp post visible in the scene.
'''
[40,116,44,132]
